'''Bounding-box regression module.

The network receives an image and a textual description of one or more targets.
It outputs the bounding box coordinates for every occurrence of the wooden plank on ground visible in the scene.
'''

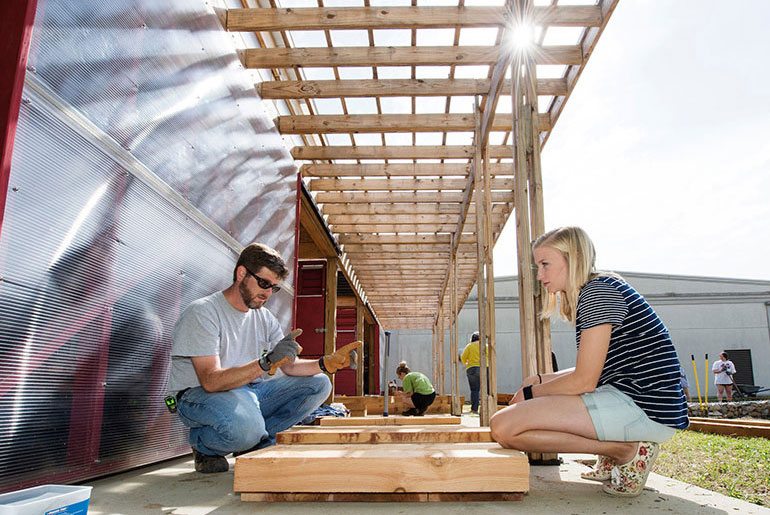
[242,492,523,502]
[334,394,461,414]
[319,415,461,426]
[687,418,770,439]
[277,425,493,445]
[234,443,529,493]
[689,417,770,427]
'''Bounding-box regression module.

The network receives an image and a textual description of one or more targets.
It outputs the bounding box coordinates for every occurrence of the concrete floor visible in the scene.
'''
[86,414,770,515]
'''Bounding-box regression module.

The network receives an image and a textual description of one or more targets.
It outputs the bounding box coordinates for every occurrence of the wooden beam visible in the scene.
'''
[228,6,601,31]
[299,189,338,258]
[333,224,500,233]
[341,234,479,245]
[308,177,514,191]
[315,191,514,204]
[323,204,464,215]
[293,145,513,160]
[328,214,459,224]
[260,78,567,99]
[244,45,581,68]
[325,258,338,402]
[343,243,456,253]
[304,163,468,177]
[278,113,550,134]
[303,162,514,177]
[356,299,364,396]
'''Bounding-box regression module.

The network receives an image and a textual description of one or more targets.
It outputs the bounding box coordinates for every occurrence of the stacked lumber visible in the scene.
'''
[235,422,529,502]
[334,394,462,416]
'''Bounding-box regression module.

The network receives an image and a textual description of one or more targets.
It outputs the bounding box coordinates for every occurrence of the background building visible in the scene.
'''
[389,272,770,399]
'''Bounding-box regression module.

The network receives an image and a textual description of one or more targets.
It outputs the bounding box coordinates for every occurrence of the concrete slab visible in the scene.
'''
[84,413,769,514]
[84,452,769,515]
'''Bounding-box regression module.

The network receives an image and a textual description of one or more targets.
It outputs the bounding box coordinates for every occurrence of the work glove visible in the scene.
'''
[319,340,362,374]
[259,329,303,375]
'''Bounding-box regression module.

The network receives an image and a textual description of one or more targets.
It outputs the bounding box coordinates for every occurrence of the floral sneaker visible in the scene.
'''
[602,441,659,497]
[580,455,615,481]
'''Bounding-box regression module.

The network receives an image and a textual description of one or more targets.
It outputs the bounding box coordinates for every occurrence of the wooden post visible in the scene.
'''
[438,306,445,395]
[450,251,462,415]
[524,52,554,379]
[512,54,538,384]
[432,325,437,387]
[356,298,365,396]
[482,143,498,416]
[324,258,338,403]
[474,101,491,426]
[512,0,557,464]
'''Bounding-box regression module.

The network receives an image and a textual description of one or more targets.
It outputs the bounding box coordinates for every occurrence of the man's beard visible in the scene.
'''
[239,282,266,310]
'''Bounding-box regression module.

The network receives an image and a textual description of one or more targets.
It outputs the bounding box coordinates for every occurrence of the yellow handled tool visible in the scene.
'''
[704,353,708,413]
[691,354,703,410]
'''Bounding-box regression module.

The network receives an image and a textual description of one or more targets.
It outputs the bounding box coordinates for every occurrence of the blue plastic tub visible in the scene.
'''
[0,485,92,515]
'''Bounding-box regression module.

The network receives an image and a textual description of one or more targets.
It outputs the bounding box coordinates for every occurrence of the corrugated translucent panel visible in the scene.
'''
[0,0,299,492]
[24,0,297,279]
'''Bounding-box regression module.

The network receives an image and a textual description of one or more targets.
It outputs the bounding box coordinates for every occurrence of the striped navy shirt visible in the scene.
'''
[576,276,689,429]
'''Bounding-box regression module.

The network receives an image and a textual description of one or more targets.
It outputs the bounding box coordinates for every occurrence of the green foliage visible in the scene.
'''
[657,430,770,506]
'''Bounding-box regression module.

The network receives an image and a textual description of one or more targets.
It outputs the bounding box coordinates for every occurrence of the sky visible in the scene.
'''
[493,0,770,282]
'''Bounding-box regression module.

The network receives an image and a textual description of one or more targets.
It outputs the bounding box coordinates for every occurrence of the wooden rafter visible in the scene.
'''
[244,45,581,68]
[293,145,514,160]
[228,6,601,31]
[226,0,617,330]
[259,78,568,99]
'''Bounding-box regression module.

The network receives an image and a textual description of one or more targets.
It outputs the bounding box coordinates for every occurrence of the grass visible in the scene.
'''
[656,430,770,506]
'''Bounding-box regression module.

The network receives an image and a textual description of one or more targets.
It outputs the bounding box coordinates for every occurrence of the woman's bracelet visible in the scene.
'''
[523,385,533,400]
[537,373,542,384]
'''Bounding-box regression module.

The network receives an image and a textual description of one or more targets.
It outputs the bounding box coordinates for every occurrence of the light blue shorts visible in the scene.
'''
[581,384,676,443]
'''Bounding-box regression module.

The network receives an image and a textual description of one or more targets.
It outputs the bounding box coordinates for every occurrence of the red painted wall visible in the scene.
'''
[0,0,38,238]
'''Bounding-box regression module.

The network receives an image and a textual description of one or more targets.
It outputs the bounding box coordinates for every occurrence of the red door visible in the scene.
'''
[334,307,357,396]
[294,261,325,357]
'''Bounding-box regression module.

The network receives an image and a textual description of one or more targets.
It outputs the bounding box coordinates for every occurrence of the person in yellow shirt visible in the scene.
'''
[459,332,484,413]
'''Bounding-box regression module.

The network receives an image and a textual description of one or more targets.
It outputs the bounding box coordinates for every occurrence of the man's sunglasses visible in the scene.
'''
[245,268,281,293]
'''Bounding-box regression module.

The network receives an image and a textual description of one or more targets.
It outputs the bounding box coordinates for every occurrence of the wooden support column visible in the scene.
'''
[512,0,557,464]
[324,258,338,403]
[439,306,446,395]
[512,54,537,385]
[482,143,498,416]
[356,298,365,396]
[524,53,554,379]
[450,252,462,415]
[474,102,492,426]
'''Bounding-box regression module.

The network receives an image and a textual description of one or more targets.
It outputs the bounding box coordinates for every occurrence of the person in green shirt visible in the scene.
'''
[395,361,436,416]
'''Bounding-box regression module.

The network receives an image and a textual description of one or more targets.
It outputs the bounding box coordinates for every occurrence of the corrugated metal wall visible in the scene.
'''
[0,0,297,492]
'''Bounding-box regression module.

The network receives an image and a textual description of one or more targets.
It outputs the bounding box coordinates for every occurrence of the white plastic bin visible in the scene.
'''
[0,485,92,515]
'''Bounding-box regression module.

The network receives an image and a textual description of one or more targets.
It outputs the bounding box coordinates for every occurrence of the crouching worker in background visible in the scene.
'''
[490,227,688,497]
[395,361,436,416]
[167,243,360,473]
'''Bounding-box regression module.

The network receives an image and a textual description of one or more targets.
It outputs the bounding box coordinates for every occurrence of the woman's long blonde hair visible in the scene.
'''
[533,226,604,324]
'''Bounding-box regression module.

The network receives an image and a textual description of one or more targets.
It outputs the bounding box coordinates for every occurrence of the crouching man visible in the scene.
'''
[167,243,359,473]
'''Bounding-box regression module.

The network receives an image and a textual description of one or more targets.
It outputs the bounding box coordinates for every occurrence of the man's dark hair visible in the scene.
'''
[721,351,729,359]
[233,243,289,282]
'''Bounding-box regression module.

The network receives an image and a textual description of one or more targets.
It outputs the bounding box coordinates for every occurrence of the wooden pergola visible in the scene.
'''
[225,0,617,424]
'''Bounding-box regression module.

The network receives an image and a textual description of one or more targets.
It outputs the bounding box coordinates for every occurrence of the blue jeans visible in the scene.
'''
[176,374,331,457]
[466,367,480,411]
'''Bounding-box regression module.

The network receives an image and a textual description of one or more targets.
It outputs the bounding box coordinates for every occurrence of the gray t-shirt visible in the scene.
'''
[168,291,283,392]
